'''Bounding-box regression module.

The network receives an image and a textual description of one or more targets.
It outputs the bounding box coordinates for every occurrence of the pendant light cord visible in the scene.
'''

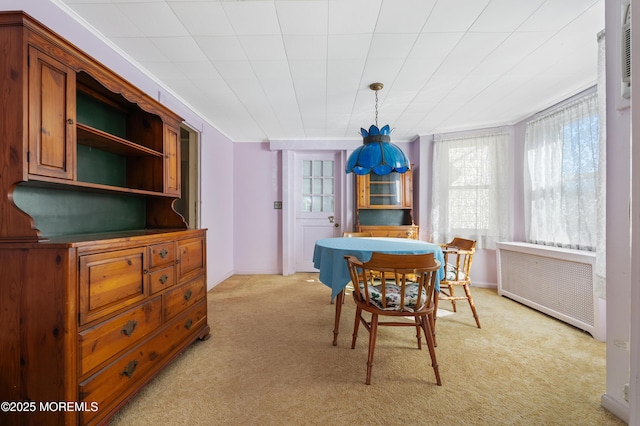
[374,89,379,128]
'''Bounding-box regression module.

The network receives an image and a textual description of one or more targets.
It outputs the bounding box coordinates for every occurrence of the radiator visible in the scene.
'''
[496,242,605,341]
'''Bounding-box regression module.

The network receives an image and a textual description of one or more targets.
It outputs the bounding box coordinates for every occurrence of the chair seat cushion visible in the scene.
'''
[445,263,466,281]
[359,282,427,311]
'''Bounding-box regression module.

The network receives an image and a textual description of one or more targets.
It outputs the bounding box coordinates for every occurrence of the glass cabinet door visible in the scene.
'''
[369,172,402,206]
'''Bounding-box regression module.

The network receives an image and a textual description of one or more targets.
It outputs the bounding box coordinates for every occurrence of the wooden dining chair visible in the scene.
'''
[344,252,442,385]
[342,232,373,237]
[435,237,481,329]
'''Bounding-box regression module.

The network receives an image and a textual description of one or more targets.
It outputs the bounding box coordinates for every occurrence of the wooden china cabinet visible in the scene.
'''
[355,168,419,239]
[0,12,209,425]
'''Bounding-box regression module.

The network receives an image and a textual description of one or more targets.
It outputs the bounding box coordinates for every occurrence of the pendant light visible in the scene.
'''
[345,83,410,175]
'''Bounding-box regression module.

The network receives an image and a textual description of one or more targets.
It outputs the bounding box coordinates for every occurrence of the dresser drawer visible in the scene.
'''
[164,276,206,321]
[177,237,205,282]
[149,241,175,269]
[79,296,163,376]
[149,265,176,294]
[79,247,147,324]
[79,301,208,425]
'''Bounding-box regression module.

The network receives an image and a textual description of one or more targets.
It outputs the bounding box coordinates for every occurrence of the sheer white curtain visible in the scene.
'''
[595,29,606,298]
[523,91,601,251]
[431,132,511,249]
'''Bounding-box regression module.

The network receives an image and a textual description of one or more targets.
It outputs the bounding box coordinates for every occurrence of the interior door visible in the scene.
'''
[295,152,342,271]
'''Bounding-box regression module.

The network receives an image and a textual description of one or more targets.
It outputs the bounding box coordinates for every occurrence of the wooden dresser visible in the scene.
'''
[0,12,209,425]
[355,168,419,239]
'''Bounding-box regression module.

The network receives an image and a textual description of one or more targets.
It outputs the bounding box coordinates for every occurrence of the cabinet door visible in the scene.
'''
[78,247,147,324]
[164,124,180,196]
[28,46,76,180]
[357,171,414,209]
[177,236,205,284]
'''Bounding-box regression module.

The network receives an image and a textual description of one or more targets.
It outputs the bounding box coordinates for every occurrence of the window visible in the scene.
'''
[431,132,511,249]
[301,160,334,212]
[524,93,600,251]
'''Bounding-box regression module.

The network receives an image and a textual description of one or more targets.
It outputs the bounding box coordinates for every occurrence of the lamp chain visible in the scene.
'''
[374,89,379,127]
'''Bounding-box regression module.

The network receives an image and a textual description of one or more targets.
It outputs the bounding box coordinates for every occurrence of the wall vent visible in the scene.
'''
[622,1,631,99]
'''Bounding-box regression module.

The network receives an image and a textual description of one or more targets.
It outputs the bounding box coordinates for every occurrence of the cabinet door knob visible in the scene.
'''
[121,319,138,337]
[184,289,192,301]
[184,318,193,330]
[159,249,168,259]
[121,359,138,378]
[67,118,74,124]
[159,274,168,284]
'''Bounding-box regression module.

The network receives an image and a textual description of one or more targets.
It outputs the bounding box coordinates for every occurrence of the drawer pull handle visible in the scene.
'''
[159,249,168,259]
[184,319,193,330]
[121,359,138,378]
[159,274,168,284]
[184,289,192,301]
[121,320,138,337]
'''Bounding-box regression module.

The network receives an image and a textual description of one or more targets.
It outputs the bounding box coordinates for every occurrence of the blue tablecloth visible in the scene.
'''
[313,237,445,298]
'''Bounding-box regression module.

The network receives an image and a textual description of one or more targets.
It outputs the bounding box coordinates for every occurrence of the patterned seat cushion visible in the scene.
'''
[359,282,427,311]
[445,263,466,281]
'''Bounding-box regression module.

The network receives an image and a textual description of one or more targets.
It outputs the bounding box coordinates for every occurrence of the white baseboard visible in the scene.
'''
[601,393,629,424]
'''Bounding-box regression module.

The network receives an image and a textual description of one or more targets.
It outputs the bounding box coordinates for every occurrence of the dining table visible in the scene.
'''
[312,237,445,345]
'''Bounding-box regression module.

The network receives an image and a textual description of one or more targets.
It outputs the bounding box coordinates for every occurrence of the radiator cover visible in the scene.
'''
[496,242,605,341]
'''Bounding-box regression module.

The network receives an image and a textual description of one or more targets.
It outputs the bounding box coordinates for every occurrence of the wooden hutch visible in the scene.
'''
[355,168,419,239]
[0,12,209,425]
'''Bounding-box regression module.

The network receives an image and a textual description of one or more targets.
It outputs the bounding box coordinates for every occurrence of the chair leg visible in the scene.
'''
[414,317,423,350]
[365,314,378,385]
[448,285,457,312]
[429,311,437,347]
[433,295,439,339]
[464,284,481,328]
[351,306,362,349]
[420,316,441,386]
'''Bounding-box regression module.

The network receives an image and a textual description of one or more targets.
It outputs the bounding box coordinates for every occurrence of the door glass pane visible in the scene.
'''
[323,196,334,212]
[312,196,322,212]
[301,159,335,212]
[324,178,334,194]
[302,196,311,212]
[303,160,312,177]
[324,161,334,177]
[312,178,323,194]
[313,161,322,176]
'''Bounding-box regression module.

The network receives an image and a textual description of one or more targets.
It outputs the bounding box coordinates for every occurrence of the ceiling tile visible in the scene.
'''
[116,2,190,37]
[239,35,288,61]
[423,0,491,32]
[470,0,546,32]
[283,35,327,61]
[222,2,281,35]
[150,36,209,62]
[376,0,436,33]
[169,1,235,36]
[328,0,381,35]
[195,36,247,61]
[276,1,328,35]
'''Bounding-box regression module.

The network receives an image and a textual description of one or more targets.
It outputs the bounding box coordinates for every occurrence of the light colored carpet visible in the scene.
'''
[109,273,624,426]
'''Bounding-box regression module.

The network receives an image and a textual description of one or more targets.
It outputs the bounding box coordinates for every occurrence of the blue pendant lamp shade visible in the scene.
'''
[345,82,410,175]
[345,124,410,175]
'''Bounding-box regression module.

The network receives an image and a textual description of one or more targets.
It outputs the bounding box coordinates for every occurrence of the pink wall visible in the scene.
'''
[233,143,282,274]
